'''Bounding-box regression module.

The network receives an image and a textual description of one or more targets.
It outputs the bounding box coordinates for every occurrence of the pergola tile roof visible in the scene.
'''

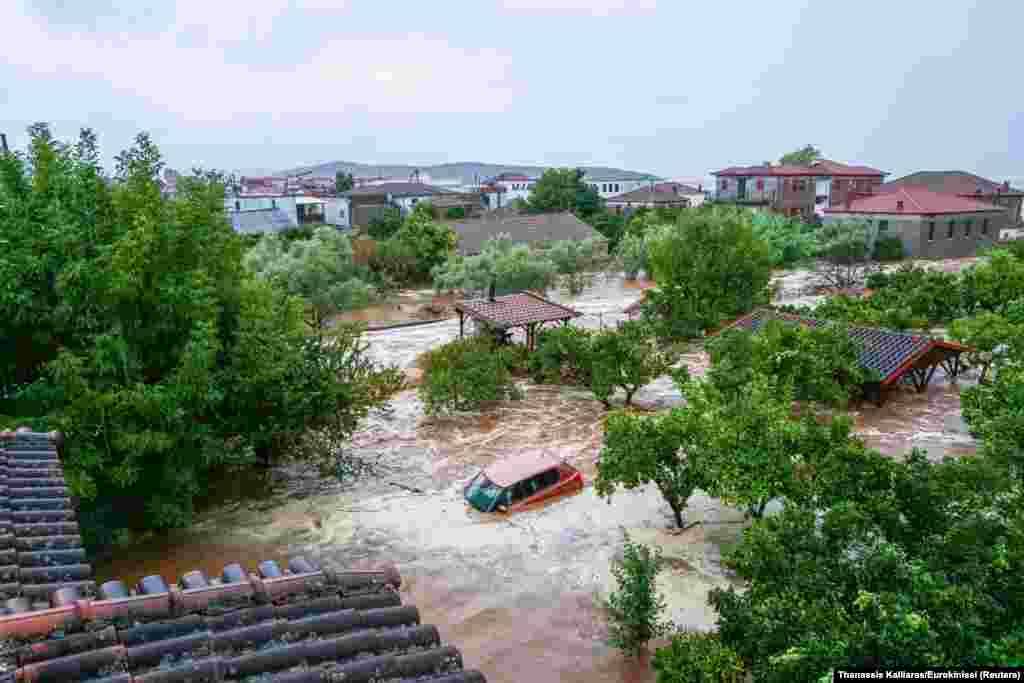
[454,292,581,329]
[0,431,487,683]
[725,309,967,385]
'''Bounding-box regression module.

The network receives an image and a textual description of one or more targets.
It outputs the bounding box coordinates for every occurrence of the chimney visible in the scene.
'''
[896,200,904,211]
[488,279,496,302]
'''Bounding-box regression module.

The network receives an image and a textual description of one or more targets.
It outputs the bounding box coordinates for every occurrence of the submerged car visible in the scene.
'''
[464,452,584,513]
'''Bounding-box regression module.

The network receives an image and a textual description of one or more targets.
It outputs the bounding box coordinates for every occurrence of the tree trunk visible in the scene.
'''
[624,386,637,406]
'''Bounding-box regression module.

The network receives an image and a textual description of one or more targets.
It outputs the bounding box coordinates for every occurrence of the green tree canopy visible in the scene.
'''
[431,236,557,295]
[335,170,354,192]
[0,125,402,549]
[644,207,773,338]
[778,145,822,166]
[526,167,603,219]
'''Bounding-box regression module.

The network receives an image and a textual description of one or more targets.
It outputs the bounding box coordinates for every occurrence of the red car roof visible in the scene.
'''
[484,452,567,487]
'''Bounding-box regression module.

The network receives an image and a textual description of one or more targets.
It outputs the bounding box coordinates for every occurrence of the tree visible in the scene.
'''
[750,212,817,268]
[526,167,603,219]
[778,145,821,166]
[617,231,648,280]
[815,220,878,289]
[392,204,458,281]
[588,320,678,407]
[597,403,701,529]
[704,318,869,406]
[335,170,354,193]
[432,236,557,296]
[417,336,521,415]
[0,126,402,549]
[546,236,601,295]
[949,311,1023,383]
[961,359,1024,481]
[644,207,773,338]
[604,534,671,657]
[587,211,627,252]
[244,226,374,332]
[709,451,1023,680]
[366,206,403,240]
[652,632,745,683]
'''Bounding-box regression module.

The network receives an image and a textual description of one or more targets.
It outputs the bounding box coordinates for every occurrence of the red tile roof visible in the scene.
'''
[824,186,1006,216]
[880,171,1024,197]
[713,159,886,178]
[454,292,581,329]
[0,431,487,683]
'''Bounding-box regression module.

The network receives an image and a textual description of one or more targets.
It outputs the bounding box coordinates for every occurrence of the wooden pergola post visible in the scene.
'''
[458,311,465,339]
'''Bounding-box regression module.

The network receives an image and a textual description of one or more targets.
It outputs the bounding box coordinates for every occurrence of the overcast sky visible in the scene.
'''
[2,0,1021,182]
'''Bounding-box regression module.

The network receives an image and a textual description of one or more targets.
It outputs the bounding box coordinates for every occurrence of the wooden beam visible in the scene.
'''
[458,311,464,339]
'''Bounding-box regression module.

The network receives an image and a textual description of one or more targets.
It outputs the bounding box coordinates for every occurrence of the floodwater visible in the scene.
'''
[93,262,982,683]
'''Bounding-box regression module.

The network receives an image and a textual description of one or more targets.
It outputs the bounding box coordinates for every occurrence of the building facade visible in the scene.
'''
[823,186,1008,259]
[879,171,1024,226]
[712,159,887,220]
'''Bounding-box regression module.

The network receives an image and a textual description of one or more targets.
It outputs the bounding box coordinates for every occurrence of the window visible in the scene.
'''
[878,220,889,233]
[614,184,620,192]
[982,218,989,235]
[927,221,936,241]
[948,220,955,239]
[721,179,729,190]
[756,178,764,191]
[271,199,276,209]
[234,200,240,211]
[964,220,972,238]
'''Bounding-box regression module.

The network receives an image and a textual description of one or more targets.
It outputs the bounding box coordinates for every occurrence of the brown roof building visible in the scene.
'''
[712,159,888,220]
[879,171,1023,226]
[824,186,1007,259]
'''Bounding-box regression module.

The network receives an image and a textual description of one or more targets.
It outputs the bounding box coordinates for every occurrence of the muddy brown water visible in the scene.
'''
[93,261,981,683]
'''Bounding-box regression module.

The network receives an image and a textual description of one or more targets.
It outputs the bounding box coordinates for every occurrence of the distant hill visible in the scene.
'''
[275,160,660,184]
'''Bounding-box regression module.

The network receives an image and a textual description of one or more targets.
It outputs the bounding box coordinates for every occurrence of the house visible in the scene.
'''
[712,159,887,220]
[879,171,1024,227]
[228,175,349,232]
[449,211,607,256]
[343,181,448,229]
[490,173,538,204]
[605,182,705,214]
[428,192,485,218]
[581,172,662,199]
[823,186,1008,259]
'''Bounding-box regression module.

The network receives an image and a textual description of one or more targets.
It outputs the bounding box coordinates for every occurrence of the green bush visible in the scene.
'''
[366,207,403,240]
[604,534,670,657]
[444,206,467,220]
[645,207,773,337]
[751,213,817,268]
[528,325,594,385]
[432,237,557,296]
[418,336,521,415]
[872,235,905,262]
[653,632,745,683]
[370,238,420,286]
[589,320,678,407]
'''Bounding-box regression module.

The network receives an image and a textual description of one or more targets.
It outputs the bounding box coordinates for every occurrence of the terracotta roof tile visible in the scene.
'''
[824,186,1006,216]
[455,292,581,329]
[880,171,1024,197]
[0,432,487,683]
[713,160,886,178]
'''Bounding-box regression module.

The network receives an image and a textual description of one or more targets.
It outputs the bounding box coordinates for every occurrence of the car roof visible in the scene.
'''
[483,452,567,488]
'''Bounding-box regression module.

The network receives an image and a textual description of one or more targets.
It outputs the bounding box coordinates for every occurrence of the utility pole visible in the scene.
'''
[0,133,8,155]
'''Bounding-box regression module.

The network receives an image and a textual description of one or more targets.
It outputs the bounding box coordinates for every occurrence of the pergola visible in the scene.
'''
[454,291,582,351]
[723,309,971,405]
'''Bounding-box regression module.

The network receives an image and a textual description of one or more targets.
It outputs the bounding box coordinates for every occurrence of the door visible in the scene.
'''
[737,178,748,200]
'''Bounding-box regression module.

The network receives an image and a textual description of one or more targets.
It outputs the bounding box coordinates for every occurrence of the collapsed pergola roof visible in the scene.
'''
[454,291,581,350]
[722,309,971,402]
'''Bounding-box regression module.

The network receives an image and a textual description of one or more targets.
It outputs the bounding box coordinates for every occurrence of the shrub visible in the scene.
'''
[652,632,745,683]
[393,206,458,281]
[750,213,817,268]
[604,534,670,657]
[617,232,648,279]
[366,207,403,240]
[529,325,594,385]
[589,320,678,407]
[872,235,905,262]
[546,237,601,295]
[370,238,420,286]
[418,336,521,415]
[444,206,467,220]
[645,208,773,337]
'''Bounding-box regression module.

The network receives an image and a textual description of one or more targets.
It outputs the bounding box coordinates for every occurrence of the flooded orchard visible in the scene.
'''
[93,265,981,683]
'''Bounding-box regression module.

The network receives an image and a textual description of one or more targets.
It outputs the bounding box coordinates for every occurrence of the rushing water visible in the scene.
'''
[93,261,982,683]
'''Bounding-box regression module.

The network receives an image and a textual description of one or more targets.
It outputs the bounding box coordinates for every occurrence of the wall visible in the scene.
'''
[323,197,350,228]
[586,179,649,199]
[824,210,1008,259]
[714,175,779,204]
[828,177,883,208]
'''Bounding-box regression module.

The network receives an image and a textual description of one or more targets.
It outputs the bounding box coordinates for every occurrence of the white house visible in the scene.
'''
[581,172,662,199]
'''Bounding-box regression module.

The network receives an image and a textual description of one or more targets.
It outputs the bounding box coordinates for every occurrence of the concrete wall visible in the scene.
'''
[824,210,1008,259]
[323,197,350,228]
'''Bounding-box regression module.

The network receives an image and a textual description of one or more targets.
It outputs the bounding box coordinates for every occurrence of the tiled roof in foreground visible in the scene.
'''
[0,431,486,683]
[724,309,968,385]
[0,430,94,612]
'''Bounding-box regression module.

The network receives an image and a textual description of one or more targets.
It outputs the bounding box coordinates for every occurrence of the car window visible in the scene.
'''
[539,469,560,488]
